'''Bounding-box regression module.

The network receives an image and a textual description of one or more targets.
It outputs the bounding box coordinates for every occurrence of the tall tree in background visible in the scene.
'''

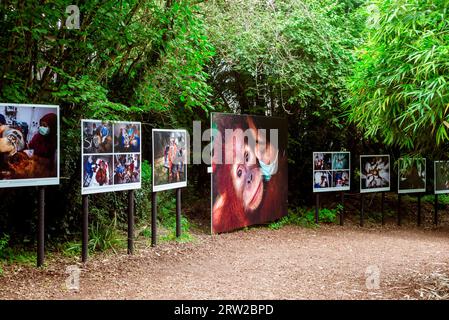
[347,0,449,156]
[203,0,366,203]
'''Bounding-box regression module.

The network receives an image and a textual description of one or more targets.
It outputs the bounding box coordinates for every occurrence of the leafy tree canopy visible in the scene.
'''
[347,0,449,155]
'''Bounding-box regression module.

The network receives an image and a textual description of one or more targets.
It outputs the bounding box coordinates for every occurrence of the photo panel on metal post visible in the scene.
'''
[81,120,142,195]
[434,161,449,195]
[313,151,351,192]
[152,129,188,192]
[210,113,289,234]
[397,158,426,194]
[360,155,390,193]
[0,103,60,188]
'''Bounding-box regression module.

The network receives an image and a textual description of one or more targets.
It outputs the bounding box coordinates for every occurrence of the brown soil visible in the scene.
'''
[1,222,449,300]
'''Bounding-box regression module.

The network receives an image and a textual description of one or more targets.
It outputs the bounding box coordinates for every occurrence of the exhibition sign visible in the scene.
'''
[398,158,426,194]
[360,155,390,193]
[152,129,188,192]
[0,103,60,188]
[313,152,350,192]
[81,120,141,195]
[211,113,288,234]
[434,161,449,195]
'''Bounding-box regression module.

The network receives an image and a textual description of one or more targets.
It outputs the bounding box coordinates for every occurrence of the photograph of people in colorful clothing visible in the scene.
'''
[152,130,187,189]
[82,120,112,154]
[113,154,140,184]
[83,155,113,188]
[114,122,141,153]
[313,151,350,192]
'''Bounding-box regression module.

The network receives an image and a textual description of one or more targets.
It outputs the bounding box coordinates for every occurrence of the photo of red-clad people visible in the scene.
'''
[152,129,187,192]
[83,155,113,188]
[114,154,140,184]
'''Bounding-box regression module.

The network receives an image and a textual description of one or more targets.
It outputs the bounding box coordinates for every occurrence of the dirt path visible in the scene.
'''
[1,225,449,300]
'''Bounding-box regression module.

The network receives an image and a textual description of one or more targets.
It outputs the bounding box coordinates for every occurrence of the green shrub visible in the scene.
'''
[156,191,194,243]
[0,233,9,257]
[269,205,341,230]
[62,214,126,256]
[0,233,36,270]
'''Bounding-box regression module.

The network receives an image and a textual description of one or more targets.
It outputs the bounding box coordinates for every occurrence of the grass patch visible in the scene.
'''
[1,233,37,274]
[268,205,341,230]
[61,217,126,257]
[155,193,195,243]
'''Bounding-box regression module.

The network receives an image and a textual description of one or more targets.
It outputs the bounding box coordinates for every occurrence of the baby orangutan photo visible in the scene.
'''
[211,113,288,233]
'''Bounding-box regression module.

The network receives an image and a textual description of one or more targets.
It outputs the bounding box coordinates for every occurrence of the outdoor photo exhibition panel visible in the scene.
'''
[313,151,350,192]
[435,161,449,195]
[152,129,188,192]
[0,103,60,188]
[397,158,426,194]
[81,120,142,195]
[211,112,289,234]
[360,155,390,193]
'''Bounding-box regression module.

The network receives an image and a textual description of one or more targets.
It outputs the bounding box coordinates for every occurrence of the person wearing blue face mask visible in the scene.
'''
[247,117,279,182]
[28,113,57,159]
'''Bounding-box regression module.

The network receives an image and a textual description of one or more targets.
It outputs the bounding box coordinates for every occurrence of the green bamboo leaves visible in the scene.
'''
[347,0,449,154]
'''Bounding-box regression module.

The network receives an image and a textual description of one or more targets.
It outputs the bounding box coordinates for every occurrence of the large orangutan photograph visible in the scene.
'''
[211,113,288,234]
[0,104,59,187]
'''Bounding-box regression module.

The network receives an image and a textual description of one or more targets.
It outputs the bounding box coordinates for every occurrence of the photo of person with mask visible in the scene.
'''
[28,113,57,159]
[0,104,59,184]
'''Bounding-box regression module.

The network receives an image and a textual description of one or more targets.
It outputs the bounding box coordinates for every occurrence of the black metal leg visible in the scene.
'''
[417,194,421,227]
[82,195,89,263]
[128,190,134,254]
[37,187,45,267]
[152,192,157,246]
[340,191,344,226]
[381,192,385,226]
[360,193,364,227]
[176,188,182,238]
[434,194,438,226]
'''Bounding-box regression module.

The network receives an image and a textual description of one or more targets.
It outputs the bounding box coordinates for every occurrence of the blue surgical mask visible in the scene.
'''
[259,150,279,181]
[39,126,50,136]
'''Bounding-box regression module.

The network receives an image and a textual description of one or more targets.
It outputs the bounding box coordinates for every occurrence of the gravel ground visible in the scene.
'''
[1,224,449,300]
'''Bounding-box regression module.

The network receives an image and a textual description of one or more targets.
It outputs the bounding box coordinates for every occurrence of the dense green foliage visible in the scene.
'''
[203,0,366,202]
[204,0,365,115]
[0,0,214,247]
[347,0,449,155]
[0,0,447,256]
